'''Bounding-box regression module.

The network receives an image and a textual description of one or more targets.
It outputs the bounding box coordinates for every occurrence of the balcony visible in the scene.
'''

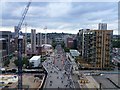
[107,33,110,36]
[105,49,109,51]
[97,41,101,43]
[97,46,101,48]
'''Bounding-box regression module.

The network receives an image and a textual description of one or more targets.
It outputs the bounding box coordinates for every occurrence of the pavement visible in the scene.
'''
[104,74,120,88]
[71,74,80,88]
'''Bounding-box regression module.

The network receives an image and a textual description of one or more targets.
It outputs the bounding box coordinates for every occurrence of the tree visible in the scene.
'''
[14,57,29,67]
[61,41,65,48]
[64,47,70,52]
[14,59,18,66]
[52,40,57,49]
[22,57,29,66]
[112,40,120,48]
[4,59,10,66]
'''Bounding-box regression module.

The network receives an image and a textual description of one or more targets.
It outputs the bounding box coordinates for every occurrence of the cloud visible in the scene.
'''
[1,2,118,34]
[46,2,72,17]
[11,6,26,18]
[1,0,120,2]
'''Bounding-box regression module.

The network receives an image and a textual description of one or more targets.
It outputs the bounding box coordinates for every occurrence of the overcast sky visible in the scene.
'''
[0,1,118,34]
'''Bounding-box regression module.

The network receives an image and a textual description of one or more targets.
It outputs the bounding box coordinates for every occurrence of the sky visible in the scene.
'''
[0,0,118,34]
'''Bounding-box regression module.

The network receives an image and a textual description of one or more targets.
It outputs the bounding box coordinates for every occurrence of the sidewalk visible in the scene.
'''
[71,74,80,88]
[86,76,99,88]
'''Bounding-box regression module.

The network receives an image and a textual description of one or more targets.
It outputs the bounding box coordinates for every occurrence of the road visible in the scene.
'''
[93,76,118,90]
[43,45,75,88]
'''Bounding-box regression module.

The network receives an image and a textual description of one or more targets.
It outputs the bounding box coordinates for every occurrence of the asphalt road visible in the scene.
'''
[93,76,118,89]
[43,45,75,88]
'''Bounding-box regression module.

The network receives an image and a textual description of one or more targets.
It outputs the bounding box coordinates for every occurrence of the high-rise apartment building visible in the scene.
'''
[84,30,113,69]
[0,31,12,66]
[0,31,12,55]
[31,29,36,53]
[77,29,90,56]
[37,33,42,46]
[98,23,107,30]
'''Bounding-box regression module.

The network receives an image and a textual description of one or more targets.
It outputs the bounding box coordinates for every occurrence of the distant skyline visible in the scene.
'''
[0,1,118,34]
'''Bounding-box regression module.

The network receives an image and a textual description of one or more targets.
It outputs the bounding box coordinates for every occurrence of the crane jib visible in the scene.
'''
[17,1,31,33]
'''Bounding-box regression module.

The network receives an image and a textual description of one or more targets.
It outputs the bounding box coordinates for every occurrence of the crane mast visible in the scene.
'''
[17,1,31,90]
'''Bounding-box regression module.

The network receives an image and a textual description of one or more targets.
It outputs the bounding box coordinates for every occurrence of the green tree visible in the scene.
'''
[4,59,10,66]
[64,47,70,52]
[52,40,57,49]
[61,41,65,48]
[112,40,120,48]
[14,57,29,67]
[14,59,18,66]
[23,57,29,66]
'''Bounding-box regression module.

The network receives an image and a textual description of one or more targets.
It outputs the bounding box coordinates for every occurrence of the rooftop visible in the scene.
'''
[29,56,41,61]
[41,44,52,47]
[0,38,6,41]
[70,49,80,57]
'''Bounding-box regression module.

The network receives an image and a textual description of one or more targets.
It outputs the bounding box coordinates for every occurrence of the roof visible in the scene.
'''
[0,38,6,41]
[41,44,52,47]
[29,56,41,61]
[70,49,80,57]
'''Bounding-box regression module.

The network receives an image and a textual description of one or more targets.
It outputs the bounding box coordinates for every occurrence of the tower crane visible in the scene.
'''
[16,1,31,90]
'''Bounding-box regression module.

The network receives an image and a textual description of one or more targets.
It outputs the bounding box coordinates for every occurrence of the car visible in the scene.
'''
[100,74,104,76]
[84,73,90,76]
[91,73,101,76]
